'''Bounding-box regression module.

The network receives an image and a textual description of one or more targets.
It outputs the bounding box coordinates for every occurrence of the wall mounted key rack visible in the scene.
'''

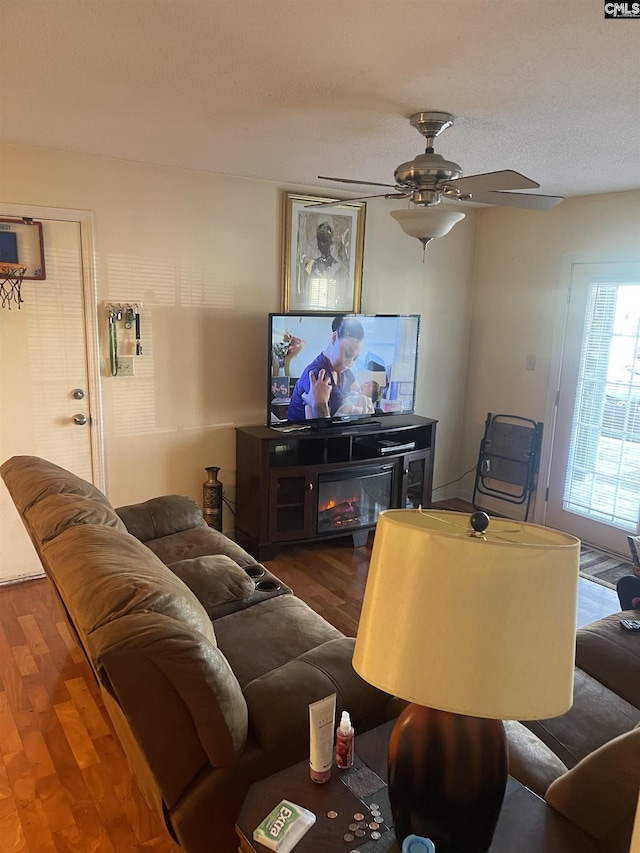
[103,302,143,376]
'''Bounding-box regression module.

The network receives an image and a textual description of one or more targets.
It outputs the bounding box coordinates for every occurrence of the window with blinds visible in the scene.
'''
[563,282,640,531]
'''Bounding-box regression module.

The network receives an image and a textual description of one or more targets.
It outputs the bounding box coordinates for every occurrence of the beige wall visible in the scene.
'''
[459,190,640,518]
[0,142,477,530]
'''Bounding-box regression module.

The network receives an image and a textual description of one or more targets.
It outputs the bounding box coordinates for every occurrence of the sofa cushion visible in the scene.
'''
[142,525,259,569]
[25,493,127,543]
[243,638,390,757]
[0,455,113,514]
[168,555,256,619]
[522,667,640,768]
[545,724,640,849]
[214,595,343,686]
[576,612,640,709]
[116,494,208,542]
[41,524,217,652]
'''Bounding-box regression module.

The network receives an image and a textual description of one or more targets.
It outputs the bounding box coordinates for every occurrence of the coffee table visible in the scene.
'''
[235,721,597,853]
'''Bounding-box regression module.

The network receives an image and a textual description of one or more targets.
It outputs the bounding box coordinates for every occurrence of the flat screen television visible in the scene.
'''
[268,313,421,427]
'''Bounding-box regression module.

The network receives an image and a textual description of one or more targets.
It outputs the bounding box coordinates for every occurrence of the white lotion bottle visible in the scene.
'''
[309,694,336,783]
[335,710,354,769]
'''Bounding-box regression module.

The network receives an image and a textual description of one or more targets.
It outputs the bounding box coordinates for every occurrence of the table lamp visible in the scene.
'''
[353,509,579,853]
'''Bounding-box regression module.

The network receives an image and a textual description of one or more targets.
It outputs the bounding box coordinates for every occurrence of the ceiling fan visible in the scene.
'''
[315,111,563,249]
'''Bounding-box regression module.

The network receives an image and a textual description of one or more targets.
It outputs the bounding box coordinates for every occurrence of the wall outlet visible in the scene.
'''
[116,356,135,376]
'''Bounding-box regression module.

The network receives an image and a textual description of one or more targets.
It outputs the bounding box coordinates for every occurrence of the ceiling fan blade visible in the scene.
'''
[442,170,540,194]
[305,193,409,207]
[318,175,398,190]
[465,191,564,210]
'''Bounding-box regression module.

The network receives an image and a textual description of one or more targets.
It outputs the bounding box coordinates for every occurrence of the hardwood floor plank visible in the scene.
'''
[0,695,21,757]
[35,773,75,835]
[19,725,56,781]
[82,762,131,824]
[38,706,95,808]
[54,624,84,666]
[0,755,11,801]
[17,615,49,657]
[64,678,110,741]
[0,627,31,714]
[54,701,100,771]
[34,655,71,708]
[11,646,38,679]
[0,795,27,853]
[53,807,117,853]
[4,747,57,853]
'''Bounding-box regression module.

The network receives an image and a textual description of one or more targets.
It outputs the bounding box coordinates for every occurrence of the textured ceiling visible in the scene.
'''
[1,0,639,201]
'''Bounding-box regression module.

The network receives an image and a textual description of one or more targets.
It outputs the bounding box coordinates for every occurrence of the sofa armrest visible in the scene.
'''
[90,612,248,809]
[116,494,208,541]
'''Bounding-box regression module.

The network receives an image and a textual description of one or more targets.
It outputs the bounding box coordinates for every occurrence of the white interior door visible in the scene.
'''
[546,262,640,556]
[0,211,102,583]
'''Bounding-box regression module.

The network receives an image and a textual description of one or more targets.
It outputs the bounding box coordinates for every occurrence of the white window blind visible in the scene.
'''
[563,282,640,532]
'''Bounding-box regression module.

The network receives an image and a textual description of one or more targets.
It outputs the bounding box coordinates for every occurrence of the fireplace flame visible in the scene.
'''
[320,496,358,513]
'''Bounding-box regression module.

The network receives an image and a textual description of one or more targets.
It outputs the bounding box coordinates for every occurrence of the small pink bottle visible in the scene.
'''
[336,711,354,769]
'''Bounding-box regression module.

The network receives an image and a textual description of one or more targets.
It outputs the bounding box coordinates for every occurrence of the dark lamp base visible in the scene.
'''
[389,704,507,853]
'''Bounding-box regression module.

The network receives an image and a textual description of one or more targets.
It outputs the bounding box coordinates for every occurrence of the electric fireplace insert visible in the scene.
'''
[316,464,394,535]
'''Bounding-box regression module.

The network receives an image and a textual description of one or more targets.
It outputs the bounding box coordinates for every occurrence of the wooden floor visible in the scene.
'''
[0,520,620,852]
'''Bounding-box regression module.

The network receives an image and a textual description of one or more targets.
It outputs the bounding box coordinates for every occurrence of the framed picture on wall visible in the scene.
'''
[281,192,366,313]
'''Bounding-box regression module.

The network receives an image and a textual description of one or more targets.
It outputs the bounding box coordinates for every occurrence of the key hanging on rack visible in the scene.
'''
[135,305,142,355]
[108,305,118,376]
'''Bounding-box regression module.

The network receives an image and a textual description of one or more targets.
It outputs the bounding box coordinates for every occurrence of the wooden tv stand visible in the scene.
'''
[235,415,437,560]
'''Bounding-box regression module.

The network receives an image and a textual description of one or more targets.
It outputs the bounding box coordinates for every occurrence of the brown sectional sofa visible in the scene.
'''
[2,454,639,852]
[0,456,395,852]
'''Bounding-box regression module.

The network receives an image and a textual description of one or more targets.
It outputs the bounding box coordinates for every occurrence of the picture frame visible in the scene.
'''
[0,218,46,279]
[281,192,366,313]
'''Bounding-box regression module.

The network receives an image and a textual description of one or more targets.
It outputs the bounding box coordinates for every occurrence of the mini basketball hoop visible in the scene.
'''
[0,262,27,309]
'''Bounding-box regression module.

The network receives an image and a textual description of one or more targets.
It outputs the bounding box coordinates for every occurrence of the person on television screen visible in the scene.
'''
[334,379,381,416]
[287,316,365,421]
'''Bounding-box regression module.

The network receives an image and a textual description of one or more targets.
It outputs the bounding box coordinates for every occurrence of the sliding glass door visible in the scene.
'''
[546,262,640,556]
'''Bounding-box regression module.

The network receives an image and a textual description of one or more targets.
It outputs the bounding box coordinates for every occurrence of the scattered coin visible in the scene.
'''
[348,823,359,832]
[371,811,381,819]
[355,829,366,837]
[353,812,365,821]
[357,821,367,829]
[327,810,338,819]
[369,803,380,811]
[371,831,382,840]
[344,832,355,842]
[369,822,380,830]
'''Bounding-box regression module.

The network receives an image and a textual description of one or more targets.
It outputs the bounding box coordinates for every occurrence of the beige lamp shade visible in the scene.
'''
[353,509,580,720]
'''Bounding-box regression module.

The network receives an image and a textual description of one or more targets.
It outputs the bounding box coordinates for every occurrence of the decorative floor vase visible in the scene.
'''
[203,466,223,531]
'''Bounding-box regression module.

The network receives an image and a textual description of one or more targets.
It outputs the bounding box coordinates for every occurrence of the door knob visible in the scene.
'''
[73,413,88,426]
[72,388,85,400]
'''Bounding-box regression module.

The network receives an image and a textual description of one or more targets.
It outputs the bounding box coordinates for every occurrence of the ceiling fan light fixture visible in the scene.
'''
[390,208,465,248]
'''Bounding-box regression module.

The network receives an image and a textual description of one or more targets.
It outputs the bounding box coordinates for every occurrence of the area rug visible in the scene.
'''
[580,543,632,589]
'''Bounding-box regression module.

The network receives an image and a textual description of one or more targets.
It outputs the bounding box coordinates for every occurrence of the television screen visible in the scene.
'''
[268,313,421,427]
